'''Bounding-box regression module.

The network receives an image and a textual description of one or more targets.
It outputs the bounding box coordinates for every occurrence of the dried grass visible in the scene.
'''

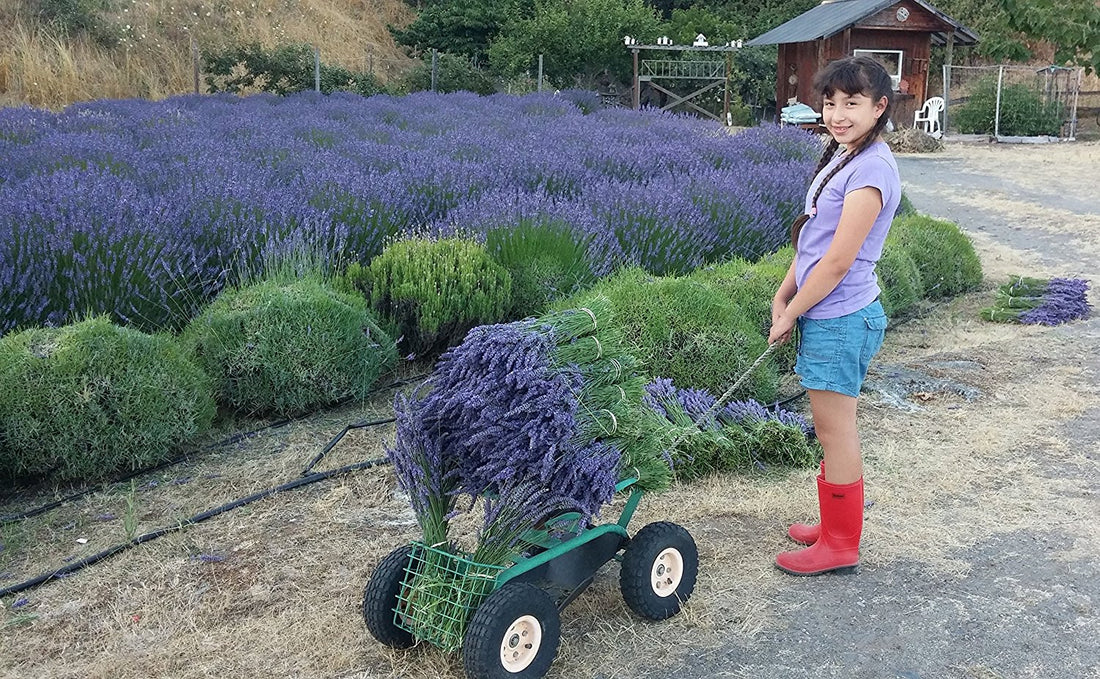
[1,0,414,110]
[886,127,946,154]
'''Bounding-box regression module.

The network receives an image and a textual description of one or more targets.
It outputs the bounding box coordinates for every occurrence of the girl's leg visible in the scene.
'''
[807,389,862,483]
[775,388,864,576]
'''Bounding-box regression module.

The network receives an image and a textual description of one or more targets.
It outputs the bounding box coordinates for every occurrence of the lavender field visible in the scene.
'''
[0,91,818,336]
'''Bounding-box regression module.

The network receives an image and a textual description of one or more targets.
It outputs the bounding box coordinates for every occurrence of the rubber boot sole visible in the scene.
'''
[774,561,859,576]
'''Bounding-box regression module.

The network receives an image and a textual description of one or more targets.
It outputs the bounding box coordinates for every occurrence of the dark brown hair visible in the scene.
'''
[790,55,895,248]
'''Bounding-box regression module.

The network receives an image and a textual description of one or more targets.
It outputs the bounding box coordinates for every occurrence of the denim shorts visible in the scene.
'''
[795,299,888,398]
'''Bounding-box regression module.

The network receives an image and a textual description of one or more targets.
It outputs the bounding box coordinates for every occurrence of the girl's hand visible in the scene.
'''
[771,296,786,327]
[769,311,796,345]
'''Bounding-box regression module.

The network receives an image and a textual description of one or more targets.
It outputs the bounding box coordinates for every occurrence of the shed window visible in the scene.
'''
[853,49,903,90]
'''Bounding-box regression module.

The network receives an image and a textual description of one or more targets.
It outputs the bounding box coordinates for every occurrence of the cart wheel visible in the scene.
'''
[463,582,560,679]
[620,521,698,621]
[362,544,416,648]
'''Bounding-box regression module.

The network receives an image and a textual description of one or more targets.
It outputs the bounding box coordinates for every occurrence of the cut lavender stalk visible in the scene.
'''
[981,276,1091,326]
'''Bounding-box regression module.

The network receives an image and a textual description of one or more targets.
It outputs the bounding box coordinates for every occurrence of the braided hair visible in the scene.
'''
[790,56,895,249]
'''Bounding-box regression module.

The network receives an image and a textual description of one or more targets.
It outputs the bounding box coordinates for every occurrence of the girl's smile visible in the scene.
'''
[822,91,888,147]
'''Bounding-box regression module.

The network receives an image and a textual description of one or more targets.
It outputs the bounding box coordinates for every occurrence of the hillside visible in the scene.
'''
[0,0,415,109]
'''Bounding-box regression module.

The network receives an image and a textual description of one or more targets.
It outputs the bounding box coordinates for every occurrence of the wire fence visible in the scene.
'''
[943,64,1083,140]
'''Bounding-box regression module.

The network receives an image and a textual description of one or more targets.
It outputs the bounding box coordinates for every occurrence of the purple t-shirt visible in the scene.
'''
[795,140,900,319]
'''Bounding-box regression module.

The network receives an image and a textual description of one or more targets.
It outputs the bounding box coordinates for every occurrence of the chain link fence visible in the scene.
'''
[943,64,1083,141]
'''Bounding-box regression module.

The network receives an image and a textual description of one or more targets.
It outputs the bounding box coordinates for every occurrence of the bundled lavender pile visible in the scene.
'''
[386,298,671,565]
[0,91,817,335]
[981,276,1091,325]
[644,378,819,477]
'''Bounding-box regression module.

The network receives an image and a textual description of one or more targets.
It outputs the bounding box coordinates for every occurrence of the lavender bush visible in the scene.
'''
[981,276,1091,325]
[181,277,397,417]
[0,91,817,336]
[0,316,216,482]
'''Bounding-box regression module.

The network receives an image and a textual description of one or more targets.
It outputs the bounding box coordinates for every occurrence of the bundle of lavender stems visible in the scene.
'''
[386,297,673,566]
[982,276,1091,326]
[644,378,818,475]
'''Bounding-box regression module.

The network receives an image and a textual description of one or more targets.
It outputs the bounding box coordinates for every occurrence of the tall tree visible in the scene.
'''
[1003,0,1100,73]
[390,0,522,64]
[489,0,662,88]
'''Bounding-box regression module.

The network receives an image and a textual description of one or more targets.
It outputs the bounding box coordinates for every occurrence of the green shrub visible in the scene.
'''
[399,52,496,95]
[954,77,1064,137]
[896,191,916,218]
[876,244,924,318]
[485,221,595,318]
[889,215,983,300]
[690,247,796,372]
[348,238,512,357]
[183,278,396,417]
[36,0,120,47]
[561,268,778,402]
[202,43,385,96]
[0,316,215,483]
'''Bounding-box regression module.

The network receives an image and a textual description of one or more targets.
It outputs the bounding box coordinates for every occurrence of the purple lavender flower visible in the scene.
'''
[1,93,814,336]
[645,378,812,435]
[1018,278,1091,325]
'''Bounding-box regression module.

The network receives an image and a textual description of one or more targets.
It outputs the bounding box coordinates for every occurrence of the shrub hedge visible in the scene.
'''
[183,278,396,417]
[876,245,924,318]
[0,316,216,483]
[348,238,513,357]
[485,221,595,319]
[560,268,779,402]
[691,247,797,372]
[887,214,983,301]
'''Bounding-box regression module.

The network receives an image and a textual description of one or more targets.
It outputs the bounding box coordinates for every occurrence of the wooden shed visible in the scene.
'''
[745,0,977,126]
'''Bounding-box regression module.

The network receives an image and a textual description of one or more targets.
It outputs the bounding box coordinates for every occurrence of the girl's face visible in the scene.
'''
[822,89,888,147]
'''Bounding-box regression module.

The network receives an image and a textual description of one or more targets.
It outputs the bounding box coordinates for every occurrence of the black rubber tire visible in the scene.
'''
[362,544,416,648]
[620,521,699,621]
[462,582,561,679]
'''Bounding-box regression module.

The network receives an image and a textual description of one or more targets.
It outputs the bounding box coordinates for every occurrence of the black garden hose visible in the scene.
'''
[300,417,396,476]
[0,419,292,524]
[0,455,393,599]
[0,373,425,525]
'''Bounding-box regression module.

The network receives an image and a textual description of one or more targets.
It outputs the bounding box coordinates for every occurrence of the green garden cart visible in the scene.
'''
[362,477,699,679]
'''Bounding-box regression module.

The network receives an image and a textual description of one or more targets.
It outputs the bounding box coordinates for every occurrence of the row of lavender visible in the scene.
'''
[0,91,818,335]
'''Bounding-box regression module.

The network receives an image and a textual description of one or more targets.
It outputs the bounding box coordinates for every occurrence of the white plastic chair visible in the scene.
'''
[914,96,945,138]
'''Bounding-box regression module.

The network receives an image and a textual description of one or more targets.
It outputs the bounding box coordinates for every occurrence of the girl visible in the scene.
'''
[768,56,901,576]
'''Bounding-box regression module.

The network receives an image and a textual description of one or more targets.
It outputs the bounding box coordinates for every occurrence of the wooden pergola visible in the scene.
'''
[625,41,741,124]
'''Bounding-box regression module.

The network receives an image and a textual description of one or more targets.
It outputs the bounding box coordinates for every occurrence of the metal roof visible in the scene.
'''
[745,0,978,47]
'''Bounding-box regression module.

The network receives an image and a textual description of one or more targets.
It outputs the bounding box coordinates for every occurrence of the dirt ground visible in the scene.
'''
[1,141,1098,679]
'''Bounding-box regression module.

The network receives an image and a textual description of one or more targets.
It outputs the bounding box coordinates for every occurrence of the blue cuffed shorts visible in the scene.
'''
[795,299,888,398]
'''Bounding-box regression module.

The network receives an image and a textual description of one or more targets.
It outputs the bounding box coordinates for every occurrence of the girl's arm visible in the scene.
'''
[768,186,883,344]
[771,259,798,344]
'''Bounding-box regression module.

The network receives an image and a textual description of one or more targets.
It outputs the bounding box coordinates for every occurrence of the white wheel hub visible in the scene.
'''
[499,614,542,672]
[650,547,684,597]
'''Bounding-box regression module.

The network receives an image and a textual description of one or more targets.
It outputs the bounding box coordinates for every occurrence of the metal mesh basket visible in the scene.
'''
[394,542,507,651]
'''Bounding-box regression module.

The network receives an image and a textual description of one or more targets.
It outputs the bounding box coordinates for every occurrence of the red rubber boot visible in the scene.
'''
[787,461,824,545]
[775,476,863,576]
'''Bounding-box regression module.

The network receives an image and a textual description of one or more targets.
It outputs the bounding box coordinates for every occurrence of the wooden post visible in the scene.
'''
[191,39,200,94]
[314,46,321,92]
[538,54,544,92]
[431,48,438,92]
[943,30,954,135]
[723,50,732,125]
[632,48,640,110]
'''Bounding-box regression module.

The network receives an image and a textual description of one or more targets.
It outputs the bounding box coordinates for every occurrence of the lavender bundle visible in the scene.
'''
[644,378,818,478]
[981,276,1091,326]
[386,297,672,564]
